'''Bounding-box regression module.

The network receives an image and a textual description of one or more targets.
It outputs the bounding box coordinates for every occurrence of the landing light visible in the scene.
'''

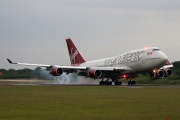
[144,46,149,50]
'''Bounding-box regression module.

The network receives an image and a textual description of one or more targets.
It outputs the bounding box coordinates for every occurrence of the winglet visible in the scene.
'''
[7,58,13,64]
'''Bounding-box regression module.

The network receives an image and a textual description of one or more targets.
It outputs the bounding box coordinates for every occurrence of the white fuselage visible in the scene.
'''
[79,47,168,75]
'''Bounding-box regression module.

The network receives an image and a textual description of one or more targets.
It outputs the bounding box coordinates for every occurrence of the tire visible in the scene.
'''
[132,81,136,85]
[109,82,112,85]
[119,81,122,85]
[115,82,117,85]
[99,81,104,85]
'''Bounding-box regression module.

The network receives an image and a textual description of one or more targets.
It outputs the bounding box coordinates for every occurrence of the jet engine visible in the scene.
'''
[164,69,173,77]
[152,69,173,79]
[156,70,165,78]
[50,67,63,76]
[88,70,102,78]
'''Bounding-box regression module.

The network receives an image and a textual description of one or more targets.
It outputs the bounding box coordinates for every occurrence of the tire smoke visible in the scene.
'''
[40,69,99,84]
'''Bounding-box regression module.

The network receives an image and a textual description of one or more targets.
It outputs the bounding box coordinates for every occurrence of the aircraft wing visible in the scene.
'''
[160,64,173,69]
[7,58,130,72]
[159,60,173,69]
[7,58,51,67]
[7,58,87,70]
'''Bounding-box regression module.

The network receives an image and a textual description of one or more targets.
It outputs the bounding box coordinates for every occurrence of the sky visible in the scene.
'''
[0,0,180,70]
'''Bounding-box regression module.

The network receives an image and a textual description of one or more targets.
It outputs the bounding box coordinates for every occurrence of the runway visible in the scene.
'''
[0,79,180,88]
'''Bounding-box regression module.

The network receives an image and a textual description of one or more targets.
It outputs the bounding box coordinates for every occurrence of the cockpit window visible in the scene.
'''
[153,49,160,51]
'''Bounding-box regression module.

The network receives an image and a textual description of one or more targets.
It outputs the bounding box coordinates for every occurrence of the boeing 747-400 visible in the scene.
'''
[7,38,173,85]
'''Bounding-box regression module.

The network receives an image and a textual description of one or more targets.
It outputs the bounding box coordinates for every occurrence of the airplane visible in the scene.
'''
[7,38,173,85]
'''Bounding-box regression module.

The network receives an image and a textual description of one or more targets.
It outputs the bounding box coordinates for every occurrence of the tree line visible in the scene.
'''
[0,67,54,79]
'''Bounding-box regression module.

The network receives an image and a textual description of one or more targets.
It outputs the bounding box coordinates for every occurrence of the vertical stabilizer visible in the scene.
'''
[66,38,86,65]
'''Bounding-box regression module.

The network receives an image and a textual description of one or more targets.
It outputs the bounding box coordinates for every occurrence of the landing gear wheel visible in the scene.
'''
[99,81,104,85]
[99,80,112,85]
[109,81,112,85]
[119,81,122,85]
[132,81,136,85]
[115,81,122,85]
[128,80,136,85]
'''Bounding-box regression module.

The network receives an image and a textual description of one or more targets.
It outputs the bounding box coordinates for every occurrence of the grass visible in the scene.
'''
[0,86,180,120]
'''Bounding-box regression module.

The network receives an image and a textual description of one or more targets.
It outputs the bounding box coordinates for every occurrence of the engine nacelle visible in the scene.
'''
[50,67,63,76]
[164,69,173,77]
[151,68,173,79]
[156,70,165,78]
[151,69,165,79]
[88,70,102,78]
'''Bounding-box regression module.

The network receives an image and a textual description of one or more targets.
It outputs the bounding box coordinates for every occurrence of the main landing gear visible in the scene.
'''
[99,78,122,86]
[99,78,136,86]
[99,78,112,85]
[128,80,136,85]
[114,81,122,85]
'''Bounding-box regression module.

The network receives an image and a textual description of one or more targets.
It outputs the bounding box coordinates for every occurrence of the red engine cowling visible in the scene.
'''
[50,67,63,76]
[164,69,173,77]
[89,70,102,78]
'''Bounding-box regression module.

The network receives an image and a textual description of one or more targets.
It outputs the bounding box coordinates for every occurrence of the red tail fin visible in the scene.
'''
[66,38,86,65]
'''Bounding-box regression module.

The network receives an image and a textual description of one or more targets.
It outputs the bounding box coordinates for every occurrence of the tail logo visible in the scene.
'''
[70,48,79,64]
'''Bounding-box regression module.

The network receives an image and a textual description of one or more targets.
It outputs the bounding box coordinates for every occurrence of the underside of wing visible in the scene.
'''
[76,66,133,78]
[88,66,132,72]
